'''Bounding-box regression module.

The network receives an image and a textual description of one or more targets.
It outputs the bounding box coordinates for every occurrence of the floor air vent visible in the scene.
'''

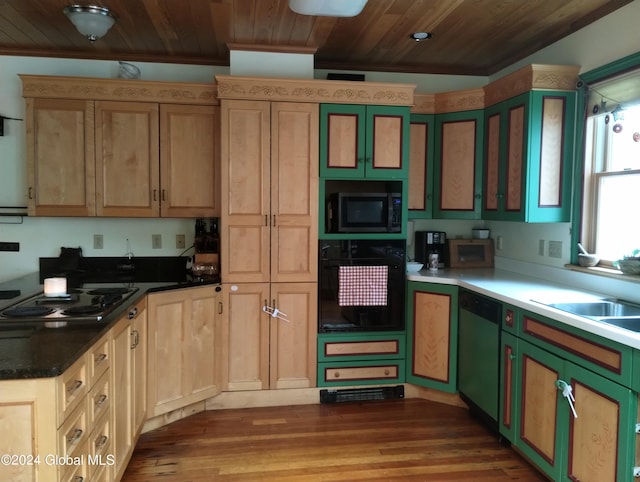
[320,385,404,403]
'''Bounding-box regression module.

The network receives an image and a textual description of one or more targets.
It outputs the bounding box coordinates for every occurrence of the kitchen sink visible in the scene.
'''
[595,317,640,333]
[547,300,640,318]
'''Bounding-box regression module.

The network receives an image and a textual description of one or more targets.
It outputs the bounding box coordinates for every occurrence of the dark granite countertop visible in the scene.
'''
[0,258,220,380]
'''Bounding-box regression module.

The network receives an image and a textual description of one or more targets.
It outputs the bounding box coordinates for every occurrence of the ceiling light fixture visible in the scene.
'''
[63,4,117,42]
[409,32,433,42]
[288,0,368,17]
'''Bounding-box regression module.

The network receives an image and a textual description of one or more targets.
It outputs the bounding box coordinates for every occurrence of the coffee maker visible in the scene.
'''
[415,231,448,269]
[192,218,220,279]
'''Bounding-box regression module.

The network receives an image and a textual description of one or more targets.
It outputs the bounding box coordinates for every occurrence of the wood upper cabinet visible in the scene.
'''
[22,76,220,218]
[221,282,317,391]
[405,281,458,392]
[407,114,435,218]
[25,97,96,216]
[96,101,160,217]
[432,110,484,219]
[483,90,576,222]
[146,285,222,418]
[220,99,318,284]
[320,104,409,179]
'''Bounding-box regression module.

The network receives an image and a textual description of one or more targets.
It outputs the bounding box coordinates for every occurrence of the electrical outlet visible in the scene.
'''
[93,234,103,250]
[176,234,185,249]
[548,240,563,258]
[538,240,545,257]
[152,234,162,249]
[496,236,504,250]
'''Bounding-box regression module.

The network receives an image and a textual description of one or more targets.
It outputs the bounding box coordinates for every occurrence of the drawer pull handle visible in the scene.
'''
[67,380,83,396]
[95,353,107,364]
[95,394,108,408]
[67,428,83,445]
[131,329,139,349]
[95,434,108,450]
[72,476,84,482]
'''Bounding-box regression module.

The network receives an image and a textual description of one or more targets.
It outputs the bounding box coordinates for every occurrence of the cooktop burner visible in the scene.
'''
[0,286,139,324]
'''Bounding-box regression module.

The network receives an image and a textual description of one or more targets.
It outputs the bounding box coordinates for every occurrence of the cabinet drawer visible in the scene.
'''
[520,310,633,388]
[59,441,89,482]
[57,401,89,460]
[88,411,111,480]
[318,360,405,386]
[57,354,88,427]
[88,370,110,426]
[88,334,110,387]
[318,333,405,362]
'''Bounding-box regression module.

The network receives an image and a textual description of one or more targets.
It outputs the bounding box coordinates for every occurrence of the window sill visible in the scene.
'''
[565,264,640,284]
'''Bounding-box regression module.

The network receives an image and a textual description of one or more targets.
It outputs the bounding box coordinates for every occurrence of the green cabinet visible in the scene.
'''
[482,90,576,222]
[407,114,435,219]
[319,104,410,179]
[501,309,637,482]
[432,110,484,219]
[317,332,406,387]
[405,281,458,392]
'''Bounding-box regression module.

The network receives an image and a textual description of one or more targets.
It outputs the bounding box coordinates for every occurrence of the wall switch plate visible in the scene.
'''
[548,240,562,258]
[176,234,185,249]
[152,234,162,249]
[93,234,103,250]
[538,240,545,256]
[0,242,19,252]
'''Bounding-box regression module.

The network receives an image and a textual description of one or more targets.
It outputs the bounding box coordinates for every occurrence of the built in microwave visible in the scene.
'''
[328,192,402,233]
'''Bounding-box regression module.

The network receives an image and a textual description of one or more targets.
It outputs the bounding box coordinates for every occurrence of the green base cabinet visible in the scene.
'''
[482,90,576,222]
[405,281,458,392]
[501,309,637,482]
[317,332,406,387]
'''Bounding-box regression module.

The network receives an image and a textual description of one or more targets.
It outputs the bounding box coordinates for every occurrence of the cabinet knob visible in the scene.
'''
[508,353,516,361]
[384,369,390,376]
[334,371,340,378]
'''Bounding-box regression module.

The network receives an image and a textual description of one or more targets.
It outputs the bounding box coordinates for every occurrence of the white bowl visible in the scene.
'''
[406,262,424,272]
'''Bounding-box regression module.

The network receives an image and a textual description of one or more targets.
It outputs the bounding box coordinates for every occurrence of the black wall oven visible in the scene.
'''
[318,239,405,332]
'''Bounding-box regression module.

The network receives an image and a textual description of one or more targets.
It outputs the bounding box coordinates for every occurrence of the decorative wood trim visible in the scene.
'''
[434,88,485,113]
[20,75,219,105]
[215,75,415,106]
[412,93,436,114]
[523,316,622,374]
[484,64,580,107]
[227,43,318,55]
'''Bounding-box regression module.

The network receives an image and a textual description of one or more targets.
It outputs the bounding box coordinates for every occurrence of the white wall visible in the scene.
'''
[1,2,639,282]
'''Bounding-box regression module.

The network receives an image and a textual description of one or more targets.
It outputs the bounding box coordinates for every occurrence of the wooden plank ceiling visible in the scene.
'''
[0,0,632,76]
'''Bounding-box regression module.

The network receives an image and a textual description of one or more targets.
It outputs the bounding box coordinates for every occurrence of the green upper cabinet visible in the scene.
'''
[407,114,435,219]
[432,109,484,219]
[320,104,410,179]
[482,90,576,222]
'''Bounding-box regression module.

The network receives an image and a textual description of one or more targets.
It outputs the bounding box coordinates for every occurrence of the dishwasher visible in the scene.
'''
[458,289,502,432]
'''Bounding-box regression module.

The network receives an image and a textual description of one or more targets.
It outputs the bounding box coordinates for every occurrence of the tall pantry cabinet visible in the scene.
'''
[219,98,318,391]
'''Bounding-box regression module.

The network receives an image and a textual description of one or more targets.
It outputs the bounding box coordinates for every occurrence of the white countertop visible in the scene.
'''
[407,267,640,350]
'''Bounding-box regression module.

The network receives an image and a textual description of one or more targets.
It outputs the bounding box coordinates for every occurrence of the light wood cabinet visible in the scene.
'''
[221,282,317,390]
[146,285,222,417]
[21,75,219,218]
[405,281,458,392]
[219,99,318,391]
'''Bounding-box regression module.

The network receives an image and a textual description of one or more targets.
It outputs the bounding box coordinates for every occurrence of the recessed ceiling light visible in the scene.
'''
[409,32,432,42]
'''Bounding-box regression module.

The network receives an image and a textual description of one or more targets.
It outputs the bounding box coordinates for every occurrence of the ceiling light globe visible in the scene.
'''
[63,5,117,42]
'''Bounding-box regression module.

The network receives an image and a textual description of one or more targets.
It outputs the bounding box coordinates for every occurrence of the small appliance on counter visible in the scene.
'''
[193,218,219,279]
[414,231,448,269]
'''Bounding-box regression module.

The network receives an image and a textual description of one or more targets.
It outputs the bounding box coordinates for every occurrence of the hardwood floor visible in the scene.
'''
[122,398,546,481]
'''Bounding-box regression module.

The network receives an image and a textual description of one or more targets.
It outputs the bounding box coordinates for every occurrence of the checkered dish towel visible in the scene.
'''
[338,265,388,306]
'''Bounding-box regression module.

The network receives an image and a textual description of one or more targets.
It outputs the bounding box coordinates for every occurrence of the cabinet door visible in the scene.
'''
[270,102,318,283]
[405,281,458,392]
[147,286,220,416]
[222,282,270,391]
[269,282,317,389]
[562,362,635,482]
[111,316,133,482]
[160,104,220,218]
[220,100,271,283]
[364,105,409,179]
[25,98,96,216]
[408,114,435,218]
[433,110,483,219]
[514,339,564,481]
[320,104,366,178]
[95,101,160,217]
[131,300,147,437]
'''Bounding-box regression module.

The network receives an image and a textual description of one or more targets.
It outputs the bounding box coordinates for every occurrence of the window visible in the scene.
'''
[582,103,640,264]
